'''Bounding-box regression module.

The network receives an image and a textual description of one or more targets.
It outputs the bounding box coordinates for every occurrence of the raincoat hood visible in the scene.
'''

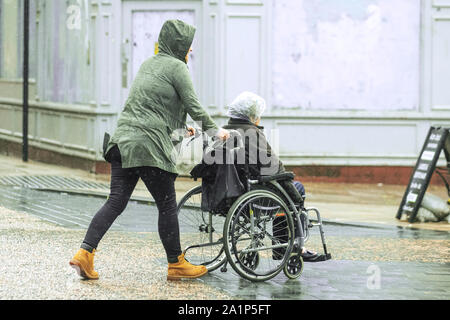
[158,19,195,63]
[106,19,217,174]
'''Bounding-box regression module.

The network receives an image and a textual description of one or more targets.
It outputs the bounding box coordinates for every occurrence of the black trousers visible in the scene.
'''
[82,145,182,263]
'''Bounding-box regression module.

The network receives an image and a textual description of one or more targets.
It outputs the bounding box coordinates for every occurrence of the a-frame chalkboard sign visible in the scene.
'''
[396,126,450,223]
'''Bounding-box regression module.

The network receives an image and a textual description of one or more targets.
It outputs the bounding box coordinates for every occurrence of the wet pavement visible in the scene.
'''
[0,184,449,300]
[200,260,450,300]
[1,185,449,243]
[0,206,232,300]
[1,154,449,232]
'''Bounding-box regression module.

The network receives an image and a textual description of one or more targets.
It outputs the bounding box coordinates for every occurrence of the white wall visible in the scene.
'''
[1,0,449,171]
[271,0,421,111]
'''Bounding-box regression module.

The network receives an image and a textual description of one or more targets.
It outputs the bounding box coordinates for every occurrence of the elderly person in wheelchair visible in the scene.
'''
[221,91,319,262]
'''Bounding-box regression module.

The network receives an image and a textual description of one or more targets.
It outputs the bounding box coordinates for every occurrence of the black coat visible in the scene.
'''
[222,118,285,177]
[223,118,302,204]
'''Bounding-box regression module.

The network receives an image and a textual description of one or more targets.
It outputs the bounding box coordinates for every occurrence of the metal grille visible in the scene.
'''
[0,185,158,231]
[0,175,109,191]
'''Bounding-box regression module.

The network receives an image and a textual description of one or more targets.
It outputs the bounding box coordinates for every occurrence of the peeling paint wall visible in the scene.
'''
[0,0,36,79]
[0,0,448,170]
[0,0,19,79]
[37,0,94,104]
[272,0,421,111]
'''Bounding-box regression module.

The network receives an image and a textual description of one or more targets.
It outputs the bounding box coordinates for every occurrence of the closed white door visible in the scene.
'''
[431,1,450,111]
[219,2,271,110]
[423,0,450,112]
[121,1,202,106]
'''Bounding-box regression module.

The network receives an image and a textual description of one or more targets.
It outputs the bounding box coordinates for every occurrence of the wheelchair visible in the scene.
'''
[176,129,331,282]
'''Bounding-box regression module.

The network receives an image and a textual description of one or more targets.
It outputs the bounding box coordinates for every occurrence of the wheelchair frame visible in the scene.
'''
[177,129,331,282]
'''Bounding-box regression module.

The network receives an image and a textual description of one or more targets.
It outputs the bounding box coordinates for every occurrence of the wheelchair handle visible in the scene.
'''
[186,126,243,149]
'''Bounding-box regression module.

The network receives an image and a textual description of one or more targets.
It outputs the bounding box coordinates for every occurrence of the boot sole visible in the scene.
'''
[69,260,99,280]
[167,269,208,281]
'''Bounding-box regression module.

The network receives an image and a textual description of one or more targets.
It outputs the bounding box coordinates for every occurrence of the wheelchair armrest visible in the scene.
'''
[258,171,295,183]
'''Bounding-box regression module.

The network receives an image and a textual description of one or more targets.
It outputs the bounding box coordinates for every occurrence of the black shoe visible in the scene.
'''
[301,250,332,262]
[301,250,319,262]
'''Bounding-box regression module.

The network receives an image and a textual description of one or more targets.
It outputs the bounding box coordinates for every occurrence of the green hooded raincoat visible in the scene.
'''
[106,19,218,174]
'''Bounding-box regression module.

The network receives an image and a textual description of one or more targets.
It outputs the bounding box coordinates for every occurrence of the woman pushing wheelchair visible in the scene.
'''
[69,19,230,281]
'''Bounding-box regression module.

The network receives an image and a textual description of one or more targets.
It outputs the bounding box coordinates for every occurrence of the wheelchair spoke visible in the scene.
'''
[224,190,295,281]
[238,243,289,254]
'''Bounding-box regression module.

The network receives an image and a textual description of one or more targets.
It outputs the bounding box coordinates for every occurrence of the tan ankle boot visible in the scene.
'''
[69,248,99,280]
[167,253,208,280]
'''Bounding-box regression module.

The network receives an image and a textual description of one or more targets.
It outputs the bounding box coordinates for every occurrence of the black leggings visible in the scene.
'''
[82,145,182,263]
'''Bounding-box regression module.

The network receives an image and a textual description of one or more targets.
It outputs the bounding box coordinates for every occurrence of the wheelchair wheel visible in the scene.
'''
[177,185,226,272]
[223,189,295,282]
[283,253,304,280]
[239,251,260,270]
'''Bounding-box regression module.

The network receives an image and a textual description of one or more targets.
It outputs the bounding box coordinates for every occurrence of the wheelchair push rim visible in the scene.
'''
[223,189,295,282]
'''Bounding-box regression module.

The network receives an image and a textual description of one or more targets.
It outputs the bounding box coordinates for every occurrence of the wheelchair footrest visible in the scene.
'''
[304,253,332,263]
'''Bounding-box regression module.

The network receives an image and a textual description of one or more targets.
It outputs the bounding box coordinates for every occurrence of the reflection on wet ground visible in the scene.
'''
[1,186,448,240]
[0,187,450,240]
[1,185,449,300]
[200,259,450,300]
